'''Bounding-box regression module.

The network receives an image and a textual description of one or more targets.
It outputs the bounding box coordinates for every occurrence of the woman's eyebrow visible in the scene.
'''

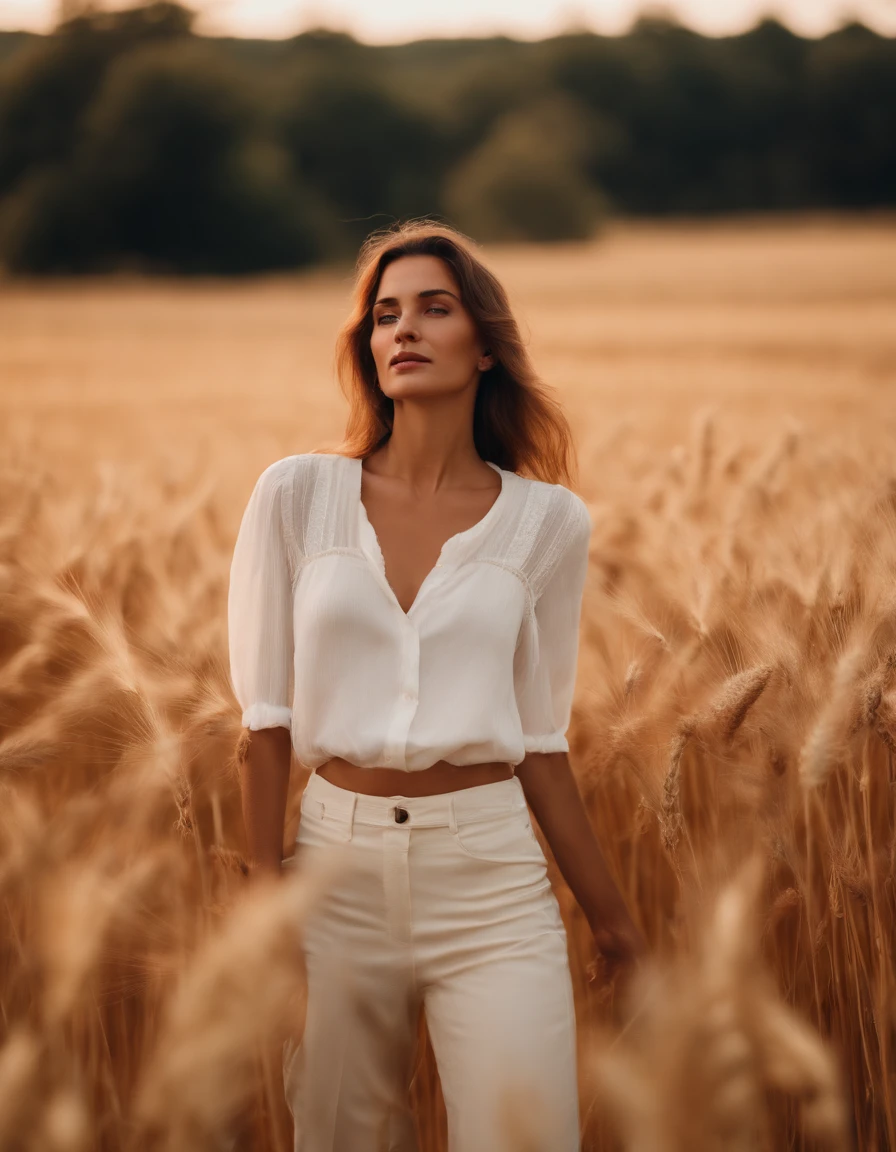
[373,288,460,307]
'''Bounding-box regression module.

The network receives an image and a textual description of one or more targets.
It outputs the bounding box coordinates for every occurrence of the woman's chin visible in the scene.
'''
[385,379,456,401]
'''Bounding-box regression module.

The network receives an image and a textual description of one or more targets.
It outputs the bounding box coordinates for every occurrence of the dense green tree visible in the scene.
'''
[76,39,324,272]
[806,28,896,206]
[443,94,607,241]
[0,3,192,196]
[275,66,446,251]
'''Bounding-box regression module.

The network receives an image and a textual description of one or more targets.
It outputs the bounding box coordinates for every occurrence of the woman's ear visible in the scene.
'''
[478,348,494,371]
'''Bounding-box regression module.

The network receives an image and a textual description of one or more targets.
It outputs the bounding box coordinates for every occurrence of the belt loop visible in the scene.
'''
[347,790,358,832]
[448,795,458,834]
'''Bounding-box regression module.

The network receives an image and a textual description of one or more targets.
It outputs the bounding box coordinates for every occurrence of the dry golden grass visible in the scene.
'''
[1,214,895,1150]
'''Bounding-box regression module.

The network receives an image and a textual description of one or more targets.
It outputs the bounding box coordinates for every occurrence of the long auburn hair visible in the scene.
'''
[318,219,579,489]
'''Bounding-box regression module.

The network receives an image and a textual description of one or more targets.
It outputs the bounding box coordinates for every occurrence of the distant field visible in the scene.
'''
[2,213,894,515]
[1,215,895,1150]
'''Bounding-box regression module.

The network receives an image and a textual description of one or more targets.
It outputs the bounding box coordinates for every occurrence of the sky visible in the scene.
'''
[2,0,895,40]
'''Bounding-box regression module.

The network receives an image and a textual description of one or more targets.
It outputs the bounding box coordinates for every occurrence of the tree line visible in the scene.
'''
[0,2,893,274]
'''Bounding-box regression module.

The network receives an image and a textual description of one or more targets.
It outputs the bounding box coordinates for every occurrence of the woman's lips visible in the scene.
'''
[391,358,430,370]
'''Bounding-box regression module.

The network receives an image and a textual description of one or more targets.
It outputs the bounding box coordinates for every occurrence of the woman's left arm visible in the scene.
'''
[515,750,648,977]
[515,491,647,979]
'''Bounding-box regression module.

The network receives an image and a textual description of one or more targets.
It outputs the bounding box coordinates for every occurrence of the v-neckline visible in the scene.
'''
[350,455,509,619]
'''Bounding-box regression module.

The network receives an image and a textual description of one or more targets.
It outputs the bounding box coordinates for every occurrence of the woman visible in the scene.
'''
[228,220,647,1152]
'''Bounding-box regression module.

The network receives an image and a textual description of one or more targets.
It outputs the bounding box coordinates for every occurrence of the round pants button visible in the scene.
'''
[394,806,409,823]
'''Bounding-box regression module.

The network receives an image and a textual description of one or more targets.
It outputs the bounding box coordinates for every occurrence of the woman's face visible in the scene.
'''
[369,254,492,401]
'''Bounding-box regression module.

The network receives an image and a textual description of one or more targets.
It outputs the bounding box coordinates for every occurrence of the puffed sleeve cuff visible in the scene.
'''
[522,732,570,755]
[241,703,292,732]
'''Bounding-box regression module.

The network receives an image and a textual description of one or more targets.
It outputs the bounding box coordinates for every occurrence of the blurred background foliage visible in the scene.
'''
[0,2,893,274]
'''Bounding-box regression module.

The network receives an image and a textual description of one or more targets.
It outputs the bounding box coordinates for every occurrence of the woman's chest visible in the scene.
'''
[293,551,528,651]
[360,478,504,617]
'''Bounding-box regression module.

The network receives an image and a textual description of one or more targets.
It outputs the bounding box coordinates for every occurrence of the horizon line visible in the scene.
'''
[1,13,894,43]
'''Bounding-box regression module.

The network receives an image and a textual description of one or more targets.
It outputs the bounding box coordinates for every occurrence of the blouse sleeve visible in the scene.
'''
[227,458,297,733]
[515,491,592,755]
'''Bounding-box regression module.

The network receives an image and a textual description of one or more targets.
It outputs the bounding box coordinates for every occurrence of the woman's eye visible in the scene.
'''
[375,306,447,324]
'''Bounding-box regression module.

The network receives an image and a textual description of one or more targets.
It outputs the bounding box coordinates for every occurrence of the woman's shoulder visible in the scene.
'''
[253,450,336,489]
[519,473,591,534]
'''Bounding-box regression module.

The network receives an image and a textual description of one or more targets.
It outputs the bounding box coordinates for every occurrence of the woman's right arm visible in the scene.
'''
[227,459,300,883]
[238,726,292,879]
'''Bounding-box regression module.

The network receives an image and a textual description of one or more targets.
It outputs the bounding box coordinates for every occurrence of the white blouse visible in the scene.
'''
[227,451,592,772]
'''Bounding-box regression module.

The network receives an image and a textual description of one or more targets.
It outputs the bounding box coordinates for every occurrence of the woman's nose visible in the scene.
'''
[394,315,418,341]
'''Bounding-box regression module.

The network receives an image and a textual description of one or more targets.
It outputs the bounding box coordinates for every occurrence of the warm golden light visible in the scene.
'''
[2,0,895,38]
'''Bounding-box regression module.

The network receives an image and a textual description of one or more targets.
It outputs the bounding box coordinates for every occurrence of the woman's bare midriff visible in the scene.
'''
[315,756,515,796]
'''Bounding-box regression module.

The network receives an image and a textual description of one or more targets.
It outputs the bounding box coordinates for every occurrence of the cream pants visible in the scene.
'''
[282,771,580,1152]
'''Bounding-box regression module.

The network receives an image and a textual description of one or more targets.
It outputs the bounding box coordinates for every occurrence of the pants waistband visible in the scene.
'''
[303,770,527,830]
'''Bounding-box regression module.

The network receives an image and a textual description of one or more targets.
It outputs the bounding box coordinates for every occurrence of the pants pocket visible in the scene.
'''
[452,805,546,864]
[295,791,354,847]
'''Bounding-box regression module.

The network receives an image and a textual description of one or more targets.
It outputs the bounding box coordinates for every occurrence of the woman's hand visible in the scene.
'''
[587,913,648,988]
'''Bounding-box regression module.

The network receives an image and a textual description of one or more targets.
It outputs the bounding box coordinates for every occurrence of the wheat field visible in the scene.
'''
[1,214,895,1151]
